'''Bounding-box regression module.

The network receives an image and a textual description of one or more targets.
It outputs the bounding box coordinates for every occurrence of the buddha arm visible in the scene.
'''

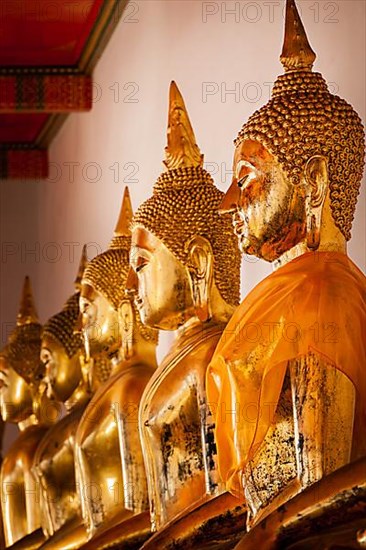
[1,428,46,546]
[24,466,42,535]
[242,352,356,527]
[32,413,84,537]
[117,366,155,514]
[1,464,27,546]
[75,379,132,538]
[289,351,356,487]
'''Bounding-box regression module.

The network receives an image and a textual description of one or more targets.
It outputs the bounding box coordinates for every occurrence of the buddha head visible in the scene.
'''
[221,0,365,261]
[40,248,88,404]
[80,187,158,360]
[0,277,43,423]
[41,292,83,403]
[128,82,241,331]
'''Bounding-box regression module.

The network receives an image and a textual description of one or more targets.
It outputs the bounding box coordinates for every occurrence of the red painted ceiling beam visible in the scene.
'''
[0,72,92,112]
[0,148,48,179]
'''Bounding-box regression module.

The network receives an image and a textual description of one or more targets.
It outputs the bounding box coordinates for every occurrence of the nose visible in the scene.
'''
[219,179,241,214]
[125,267,138,296]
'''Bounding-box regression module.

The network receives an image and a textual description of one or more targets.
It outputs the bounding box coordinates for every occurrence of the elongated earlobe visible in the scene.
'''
[119,299,134,360]
[185,236,213,323]
[304,155,328,251]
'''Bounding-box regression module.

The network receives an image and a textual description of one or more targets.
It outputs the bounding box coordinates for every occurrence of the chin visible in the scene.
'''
[239,231,287,262]
[140,308,174,331]
[140,311,161,330]
[238,234,264,259]
[47,385,61,402]
[255,247,282,263]
[1,405,18,422]
[93,342,109,355]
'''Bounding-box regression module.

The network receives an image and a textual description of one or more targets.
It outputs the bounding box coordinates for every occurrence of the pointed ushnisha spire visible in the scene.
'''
[113,186,133,238]
[108,186,133,250]
[280,0,316,72]
[74,244,88,291]
[17,276,39,326]
[164,81,203,171]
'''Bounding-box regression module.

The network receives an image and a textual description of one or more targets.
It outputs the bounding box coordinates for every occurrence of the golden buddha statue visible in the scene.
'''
[126,81,246,549]
[0,277,57,549]
[207,0,366,540]
[32,249,91,549]
[72,187,158,550]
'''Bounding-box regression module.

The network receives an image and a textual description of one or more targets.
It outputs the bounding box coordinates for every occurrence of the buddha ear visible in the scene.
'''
[185,236,213,323]
[119,299,134,360]
[304,155,328,250]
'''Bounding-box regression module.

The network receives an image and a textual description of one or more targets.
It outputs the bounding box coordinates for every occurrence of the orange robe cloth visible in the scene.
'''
[206,252,366,497]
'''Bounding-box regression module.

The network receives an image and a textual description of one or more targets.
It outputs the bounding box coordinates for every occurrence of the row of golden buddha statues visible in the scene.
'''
[0,1,365,548]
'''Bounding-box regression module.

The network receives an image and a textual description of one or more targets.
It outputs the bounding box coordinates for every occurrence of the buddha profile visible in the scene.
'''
[207,0,365,536]
[73,187,158,550]
[127,81,246,548]
[33,248,90,548]
[0,277,57,548]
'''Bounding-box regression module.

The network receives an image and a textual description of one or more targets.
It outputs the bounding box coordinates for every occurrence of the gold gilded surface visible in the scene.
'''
[164,80,203,170]
[0,278,56,548]
[208,0,366,532]
[234,458,366,550]
[65,187,158,550]
[32,251,90,549]
[131,82,241,311]
[128,81,243,547]
[5,528,45,550]
[280,0,316,72]
[140,493,247,550]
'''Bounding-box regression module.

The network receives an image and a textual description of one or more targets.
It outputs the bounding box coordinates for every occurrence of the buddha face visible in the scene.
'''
[0,355,33,422]
[79,283,120,355]
[40,336,81,402]
[128,227,194,330]
[220,139,306,262]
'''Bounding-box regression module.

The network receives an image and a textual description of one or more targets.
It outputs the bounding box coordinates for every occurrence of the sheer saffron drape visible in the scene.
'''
[206,252,366,497]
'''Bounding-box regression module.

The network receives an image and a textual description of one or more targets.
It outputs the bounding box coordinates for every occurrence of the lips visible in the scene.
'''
[232,212,247,238]
[233,221,245,237]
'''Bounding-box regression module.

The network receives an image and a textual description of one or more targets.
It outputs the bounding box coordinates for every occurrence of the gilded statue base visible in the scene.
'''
[5,528,45,550]
[37,518,87,550]
[140,493,247,550]
[234,457,366,550]
[79,511,151,549]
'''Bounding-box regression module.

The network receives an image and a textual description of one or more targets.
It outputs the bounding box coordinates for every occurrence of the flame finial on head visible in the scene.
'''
[82,186,133,308]
[74,245,88,291]
[17,276,39,326]
[280,0,316,72]
[108,186,133,250]
[113,186,133,238]
[164,81,203,171]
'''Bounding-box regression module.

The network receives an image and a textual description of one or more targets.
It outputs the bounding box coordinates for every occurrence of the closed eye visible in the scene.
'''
[237,175,250,189]
[136,261,148,273]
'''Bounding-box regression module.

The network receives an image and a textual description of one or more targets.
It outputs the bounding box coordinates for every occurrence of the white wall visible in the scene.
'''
[1,0,365,451]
